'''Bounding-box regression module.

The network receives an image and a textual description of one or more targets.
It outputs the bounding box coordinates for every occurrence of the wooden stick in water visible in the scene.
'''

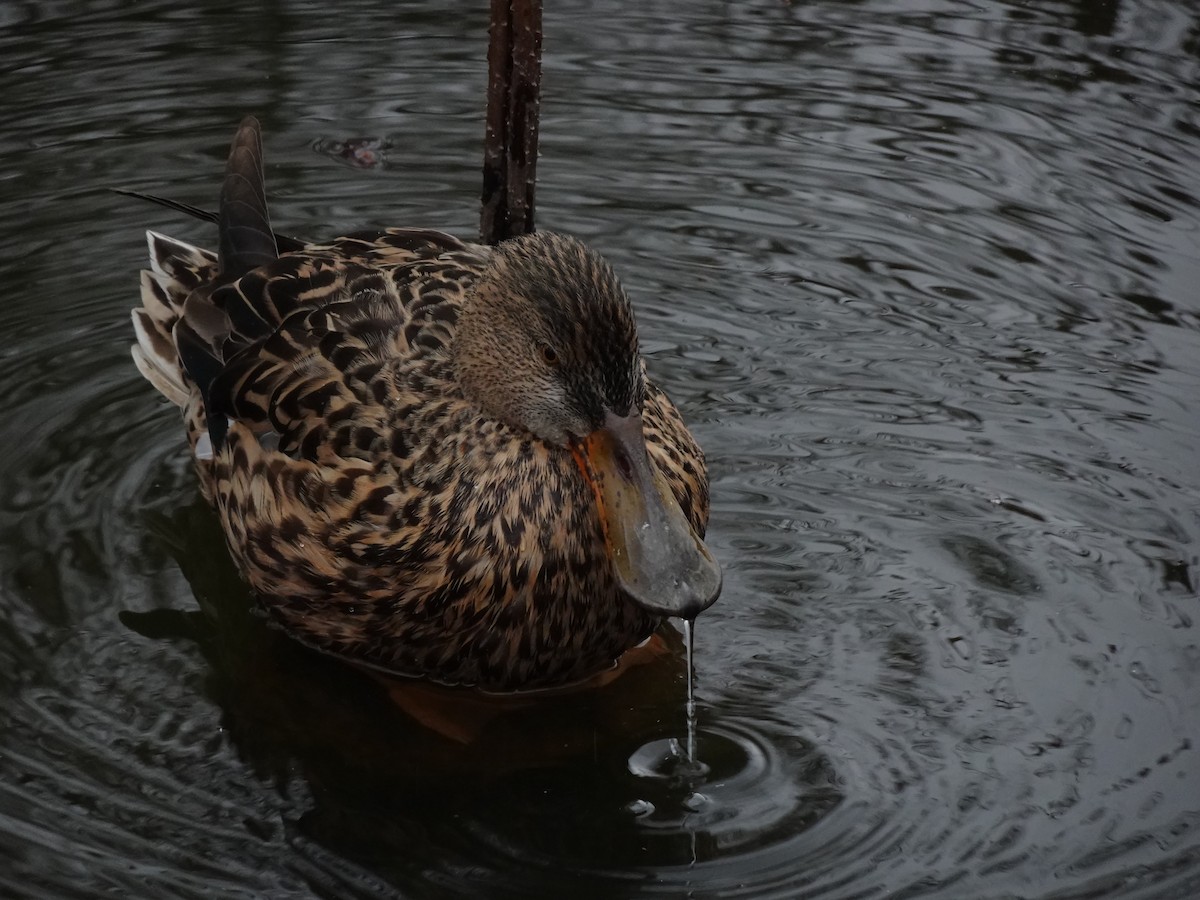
[480,0,543,244]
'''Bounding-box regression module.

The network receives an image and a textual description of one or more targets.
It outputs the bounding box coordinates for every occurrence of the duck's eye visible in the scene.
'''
[540,344,559,365]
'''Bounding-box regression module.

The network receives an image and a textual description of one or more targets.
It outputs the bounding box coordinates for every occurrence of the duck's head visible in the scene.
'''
[454,232,721,620]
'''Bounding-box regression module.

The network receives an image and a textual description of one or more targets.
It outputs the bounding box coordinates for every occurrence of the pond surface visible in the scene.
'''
[3,0,1199,897]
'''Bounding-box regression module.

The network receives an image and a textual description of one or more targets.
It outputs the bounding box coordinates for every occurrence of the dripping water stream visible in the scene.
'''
[625,618,709,820]
[684,617,700,869]
[684,616,697,764]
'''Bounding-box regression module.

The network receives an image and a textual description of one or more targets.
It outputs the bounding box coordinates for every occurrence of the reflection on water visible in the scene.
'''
[3,0,1200,897]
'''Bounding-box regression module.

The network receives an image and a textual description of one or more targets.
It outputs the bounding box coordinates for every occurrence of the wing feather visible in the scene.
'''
[204,253,482,463]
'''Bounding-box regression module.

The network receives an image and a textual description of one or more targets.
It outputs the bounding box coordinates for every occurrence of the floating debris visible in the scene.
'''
[312,136,393,169]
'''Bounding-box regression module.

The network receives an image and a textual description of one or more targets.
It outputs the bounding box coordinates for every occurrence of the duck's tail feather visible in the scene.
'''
[113,188,220,229]
[218,116,280,281]
[112,187,307,253]
[130,117,285,451]
[131,231,219,407]
[174,116,283,451]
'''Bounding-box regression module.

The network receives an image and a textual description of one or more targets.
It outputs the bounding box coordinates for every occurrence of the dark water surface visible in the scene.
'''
[3,0,1199,897]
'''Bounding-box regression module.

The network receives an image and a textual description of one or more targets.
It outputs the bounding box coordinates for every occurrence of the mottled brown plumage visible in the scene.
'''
[131,117,718,691]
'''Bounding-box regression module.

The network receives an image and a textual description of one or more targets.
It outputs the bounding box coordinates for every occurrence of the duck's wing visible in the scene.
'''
[206,253,483,464]
[175,117,488,460]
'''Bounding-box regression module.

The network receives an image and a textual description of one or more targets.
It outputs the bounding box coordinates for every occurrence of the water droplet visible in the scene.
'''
[683,791,711,813]
[628,737,709,784]
[625,798,655,817]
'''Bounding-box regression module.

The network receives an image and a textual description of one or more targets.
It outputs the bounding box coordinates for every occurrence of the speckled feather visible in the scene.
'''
[132,122,710,690]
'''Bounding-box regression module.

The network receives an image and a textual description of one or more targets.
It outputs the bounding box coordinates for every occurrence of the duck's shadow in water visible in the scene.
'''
[121,496,690,794]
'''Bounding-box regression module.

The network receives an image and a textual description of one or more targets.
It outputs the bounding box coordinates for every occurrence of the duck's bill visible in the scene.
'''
[572,410,722,619]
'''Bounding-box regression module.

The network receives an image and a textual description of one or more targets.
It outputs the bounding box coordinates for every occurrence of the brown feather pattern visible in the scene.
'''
[131,120,710,690]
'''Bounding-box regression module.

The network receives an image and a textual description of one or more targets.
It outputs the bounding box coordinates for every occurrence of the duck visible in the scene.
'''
[129,116,721,692]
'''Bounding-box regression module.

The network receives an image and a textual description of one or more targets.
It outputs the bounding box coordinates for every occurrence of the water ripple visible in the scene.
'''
[3,0,1200,897]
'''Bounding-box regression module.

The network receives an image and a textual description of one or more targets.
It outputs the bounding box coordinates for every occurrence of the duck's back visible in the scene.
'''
[137,226,490,452]
[212,233,492,463]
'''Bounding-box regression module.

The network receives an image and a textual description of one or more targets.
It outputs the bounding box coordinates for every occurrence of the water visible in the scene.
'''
[685,617,698,763]
[624,617,706,836]
[3,0,1200,897]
